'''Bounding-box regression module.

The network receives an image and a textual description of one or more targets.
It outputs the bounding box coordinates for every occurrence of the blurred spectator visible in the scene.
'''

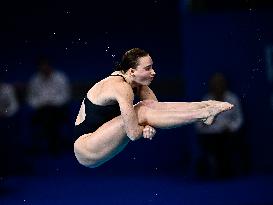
[27,56,71,155]
[195,73,246,179]
[0,82,18,118]
[0,79,21,175]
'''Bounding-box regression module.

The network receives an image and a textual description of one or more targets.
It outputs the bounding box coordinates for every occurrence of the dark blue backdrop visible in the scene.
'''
[1,0,273,175]
[182,11,273,174]
[1,1,273,205]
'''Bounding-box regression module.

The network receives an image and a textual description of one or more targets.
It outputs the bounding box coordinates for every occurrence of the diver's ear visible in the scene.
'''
[128,68,136,77]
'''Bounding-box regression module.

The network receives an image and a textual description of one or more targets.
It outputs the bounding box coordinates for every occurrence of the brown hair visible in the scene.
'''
[115,48,149,72]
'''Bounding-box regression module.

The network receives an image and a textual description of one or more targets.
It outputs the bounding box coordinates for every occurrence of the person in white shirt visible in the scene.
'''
[27,56,71,155]
[195,73,244,179]
[0,82,19,118]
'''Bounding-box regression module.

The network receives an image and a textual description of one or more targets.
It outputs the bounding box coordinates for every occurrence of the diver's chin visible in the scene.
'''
[145,81,152,86]
[138,79,153,86]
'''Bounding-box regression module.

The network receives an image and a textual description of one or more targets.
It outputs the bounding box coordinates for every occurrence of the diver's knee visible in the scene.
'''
[134,100,156,108]
[141,100,157,109]
[133,101,152,125]
[74,137,100,168]
[142,99,156,104]
[74,150,100,168]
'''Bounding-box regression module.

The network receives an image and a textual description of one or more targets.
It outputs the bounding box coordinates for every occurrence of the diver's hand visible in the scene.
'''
[143,125,156,140]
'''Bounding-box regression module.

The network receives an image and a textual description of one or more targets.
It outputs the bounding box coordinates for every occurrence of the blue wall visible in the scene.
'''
[3,5,273,176]
[182,11,273,174]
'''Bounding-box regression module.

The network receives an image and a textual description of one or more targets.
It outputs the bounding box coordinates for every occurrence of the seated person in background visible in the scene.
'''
[195,72,244,179]
[27,56,71,155]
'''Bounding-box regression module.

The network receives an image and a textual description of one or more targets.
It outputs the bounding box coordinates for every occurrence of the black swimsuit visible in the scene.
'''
[74,74,131,139]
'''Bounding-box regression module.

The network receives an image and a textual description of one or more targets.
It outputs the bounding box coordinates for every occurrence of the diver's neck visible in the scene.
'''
[111,71,139,88]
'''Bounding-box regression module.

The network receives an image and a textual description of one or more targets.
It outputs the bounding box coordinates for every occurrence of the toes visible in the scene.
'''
[203,116,214,125]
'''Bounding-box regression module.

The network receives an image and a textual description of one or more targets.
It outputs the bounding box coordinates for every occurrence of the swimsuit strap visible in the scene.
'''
[110,74,126,82]
[110,74,138,95]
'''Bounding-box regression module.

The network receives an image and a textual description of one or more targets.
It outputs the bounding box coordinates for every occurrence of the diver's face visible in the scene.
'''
[131,55,156,86]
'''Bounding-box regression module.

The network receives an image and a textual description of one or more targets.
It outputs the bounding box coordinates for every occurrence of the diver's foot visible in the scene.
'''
[202,116,215,125]
[202,102,234,125]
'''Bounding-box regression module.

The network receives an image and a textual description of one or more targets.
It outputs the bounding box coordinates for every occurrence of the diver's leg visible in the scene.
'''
[142,100,214,111]
[142,100,231,125]
[74,101,233,168]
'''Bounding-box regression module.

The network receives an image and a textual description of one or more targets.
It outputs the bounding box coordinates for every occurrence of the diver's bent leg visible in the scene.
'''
[143,100,232,126]
[74,100,206,168]
[142,107,209,129]
[145,101,209,111]
[74,102,147,168]
[74,100,232,168]
[74,116,128,168]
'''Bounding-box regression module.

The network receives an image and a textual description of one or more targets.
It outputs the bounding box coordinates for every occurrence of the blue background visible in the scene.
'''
[1,0,273,204]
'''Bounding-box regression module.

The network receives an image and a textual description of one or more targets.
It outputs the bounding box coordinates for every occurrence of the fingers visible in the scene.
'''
[143,125,156,140]
[144,129,155,140]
